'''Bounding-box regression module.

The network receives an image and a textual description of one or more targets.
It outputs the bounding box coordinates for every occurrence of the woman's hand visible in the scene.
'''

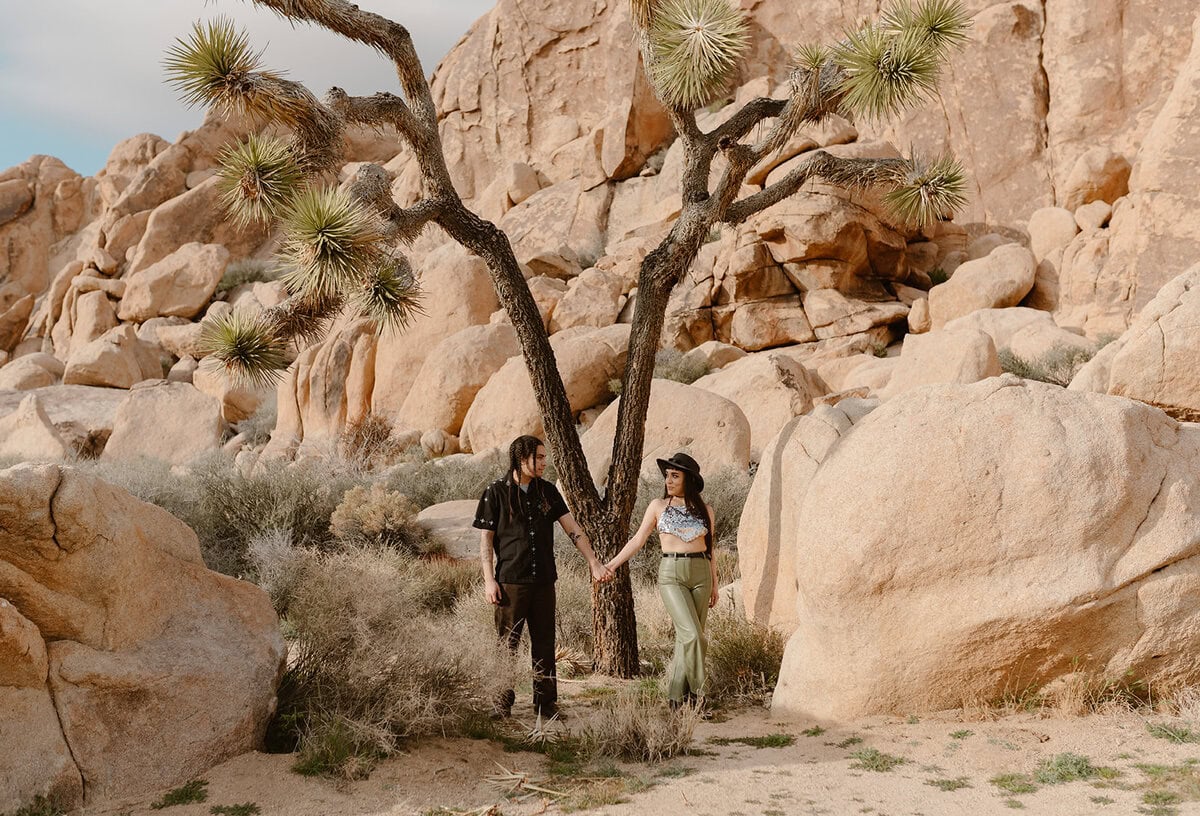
[709,580,719,608]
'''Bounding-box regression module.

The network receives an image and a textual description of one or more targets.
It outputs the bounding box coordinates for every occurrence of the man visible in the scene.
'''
[474,434,612,720]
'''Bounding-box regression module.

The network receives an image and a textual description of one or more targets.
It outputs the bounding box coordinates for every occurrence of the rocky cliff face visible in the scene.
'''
[0,0,1196,467]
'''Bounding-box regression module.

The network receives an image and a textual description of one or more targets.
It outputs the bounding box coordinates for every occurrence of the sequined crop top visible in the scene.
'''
[656,502,708,543]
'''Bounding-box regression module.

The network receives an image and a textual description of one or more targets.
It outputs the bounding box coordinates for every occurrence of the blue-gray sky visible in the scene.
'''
[0,1,495,176]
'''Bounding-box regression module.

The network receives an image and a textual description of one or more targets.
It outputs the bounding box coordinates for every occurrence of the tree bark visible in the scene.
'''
[590,527,640,676]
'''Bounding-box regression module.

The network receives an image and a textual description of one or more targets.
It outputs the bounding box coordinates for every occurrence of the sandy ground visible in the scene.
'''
[83,678,1200,816]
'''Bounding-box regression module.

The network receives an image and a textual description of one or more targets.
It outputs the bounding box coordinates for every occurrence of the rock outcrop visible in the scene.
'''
[0,464,285,810]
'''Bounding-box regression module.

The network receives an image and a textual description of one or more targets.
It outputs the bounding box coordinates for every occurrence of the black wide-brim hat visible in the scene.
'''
[656,452,703,491]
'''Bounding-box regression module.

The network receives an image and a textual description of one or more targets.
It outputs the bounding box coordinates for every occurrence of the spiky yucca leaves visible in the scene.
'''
[351,255,424,333]
[279,187,385,301]
[647,0,749,110]
[200,311,290,387]
[833,25,940,121]
[882,0,972,51]
[165,17,306,125]
[883,153,968,226]
[217,134,305,227]
[630,0,655,30]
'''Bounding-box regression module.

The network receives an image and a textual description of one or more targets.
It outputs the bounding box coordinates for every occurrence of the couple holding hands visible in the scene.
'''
[474,435,718,720]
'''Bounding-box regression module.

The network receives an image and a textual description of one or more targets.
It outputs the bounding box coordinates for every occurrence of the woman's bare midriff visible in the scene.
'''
[658,531,707,555]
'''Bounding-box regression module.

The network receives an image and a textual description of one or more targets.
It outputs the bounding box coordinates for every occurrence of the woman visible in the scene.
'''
[605,452,718,709]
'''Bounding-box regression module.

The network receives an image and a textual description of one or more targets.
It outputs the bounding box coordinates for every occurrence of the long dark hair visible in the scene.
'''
[663,471,712,555]
[508,435,548,520]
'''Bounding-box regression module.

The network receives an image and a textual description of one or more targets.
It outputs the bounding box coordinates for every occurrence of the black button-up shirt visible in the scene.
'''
[473,475,569,584]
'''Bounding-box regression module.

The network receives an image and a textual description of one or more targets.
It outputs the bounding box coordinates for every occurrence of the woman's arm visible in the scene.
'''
[707,504,719,608]
[605,501,660,571]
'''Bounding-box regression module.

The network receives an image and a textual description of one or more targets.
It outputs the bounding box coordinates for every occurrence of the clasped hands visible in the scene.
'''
[591,560,616,583]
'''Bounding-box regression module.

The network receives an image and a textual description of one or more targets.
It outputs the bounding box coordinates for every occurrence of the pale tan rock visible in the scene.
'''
[118,242,229,322]
[0,356,57,391]
[907,297,931,334]
[63,325,161,389]
[498,180,611,276]
[0,463,284,802]
[550,268,626,332]
[880,329,1002,399]
[167,356,198,384]
[1061,147,1132,210]
[156,322,207,359]
[803,290,909,341]
[0,385,125,458]
[0,179,34,227]
[527,276,569,330]
[966,233,1013,261]
[102,210,152,265]
[0,395,69,460]
[1007,319,1094,364]
[692,352,826,458]
[682,340,746,372]
[103,382,224,465]
[417,500,487,559]
[738,398,879,630]
[27,261,83,339]
[942,307,1057,350]
[192,364,271,423]
[1028,206,1079,261]
[814,353,878,393]
[0,294,33,353]
[1071,266,1200,420]
[770,377,1200,719]
[420,429,460,458]
[580,379,751,486]
[1075,199,1113,232]
[463,324,630,454]
[726,296,816,350]
[96,133,170,206]
[928,245,1038,329]
[127,176,268,275]
[839,355,898,394]
[397,324,520,436]
[713,233,794,304]
[71,274,125,298]
[60,290,118,360]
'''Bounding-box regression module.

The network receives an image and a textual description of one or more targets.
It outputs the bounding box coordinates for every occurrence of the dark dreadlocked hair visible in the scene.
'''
[508,435,549,521]
[662,470,713,556]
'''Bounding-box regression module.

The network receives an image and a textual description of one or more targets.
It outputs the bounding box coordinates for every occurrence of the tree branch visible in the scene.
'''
[345,163,443,243]
[709,96,787,144]
[326,88,420,144]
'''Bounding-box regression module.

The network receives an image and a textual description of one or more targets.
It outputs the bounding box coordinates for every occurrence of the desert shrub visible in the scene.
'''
[652,348,709,385]
[329,483,435,555]
[339,413,412,472]
[236,401,278,448]
[998,344,1097,387]
[246,528,306,612]
[634,581,676,674]
[217,258,278,294]
[384,454,499,510]
[273,546,521,778]
[704,608,786,706]
[580,684,700,762]
[928,266,949,285]
[6,795,66,816]
[553,567,596,657]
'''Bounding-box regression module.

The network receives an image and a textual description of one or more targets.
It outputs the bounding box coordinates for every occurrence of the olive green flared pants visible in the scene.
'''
[657,556,712,702]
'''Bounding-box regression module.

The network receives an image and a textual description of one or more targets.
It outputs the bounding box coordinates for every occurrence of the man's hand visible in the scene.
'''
[485,578,503,605]
[590,561,615,583]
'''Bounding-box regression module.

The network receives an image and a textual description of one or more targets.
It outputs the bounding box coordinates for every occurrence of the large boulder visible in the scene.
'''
[102,382,224,465]
[879,328,1002,399]
[1070,266,1200,420]
[117,242,230,322]
[691,351,827,458]
[0,385,127,458]
[396,324,520,436]
[63,325,162,389]
[737,398,879,631]
[769,376,1200,720]
[462,324,631,454]
[928,244,1037,328]
[416,500,483,560]
[0,463,285,808]
[0,395,70,461]
[580,379,751,486]
[0,355,59,391]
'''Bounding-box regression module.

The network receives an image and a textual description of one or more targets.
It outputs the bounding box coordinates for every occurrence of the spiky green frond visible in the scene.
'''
[164,17,307,125]
[351,255,424,334]
[200,311,289,388]
[794,43,831,75]
[279,187,384,300]
[216,134,305,227]
[648,0,750,110]
[883,153,968,226]
[833,24,940,121]
[882,0,972,52]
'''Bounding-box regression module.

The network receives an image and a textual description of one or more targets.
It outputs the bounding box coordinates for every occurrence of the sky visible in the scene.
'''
[0,1,495,177]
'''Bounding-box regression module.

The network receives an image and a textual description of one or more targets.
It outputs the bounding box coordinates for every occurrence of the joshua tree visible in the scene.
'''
[168,0,970,676]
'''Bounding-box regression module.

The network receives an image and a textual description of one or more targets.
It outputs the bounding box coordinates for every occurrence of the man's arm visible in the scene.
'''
[480,529,502,604]
[558,513,613,583]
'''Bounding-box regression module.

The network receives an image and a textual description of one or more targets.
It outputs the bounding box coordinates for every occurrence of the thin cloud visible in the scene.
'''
[0,0,494,174]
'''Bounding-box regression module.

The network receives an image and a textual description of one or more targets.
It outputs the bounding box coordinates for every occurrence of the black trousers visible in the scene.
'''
[495,581,557,710]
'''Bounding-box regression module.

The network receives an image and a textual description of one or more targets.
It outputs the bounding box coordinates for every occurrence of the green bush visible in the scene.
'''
[609,349,711,397]
[384,454,499,510]
[217,258,279,294]
[998,344,1097,387]
[704,607,786,706]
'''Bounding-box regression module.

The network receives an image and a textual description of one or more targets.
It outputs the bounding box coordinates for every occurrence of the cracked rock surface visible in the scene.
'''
[0,464,286,812]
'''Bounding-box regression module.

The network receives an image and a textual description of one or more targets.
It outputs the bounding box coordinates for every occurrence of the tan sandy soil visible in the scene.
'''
[83,678,1200,816]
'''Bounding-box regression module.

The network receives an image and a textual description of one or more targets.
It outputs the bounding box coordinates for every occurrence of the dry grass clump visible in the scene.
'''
[964,670,1156,721]
[236,401,278,447]
[384,454,500,511]
[329,483,439,555]
[997,344,1096,387]
[338,413,416,472]
[274,545,519,779]
[580,684,700,762]
[704,607,786,706]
